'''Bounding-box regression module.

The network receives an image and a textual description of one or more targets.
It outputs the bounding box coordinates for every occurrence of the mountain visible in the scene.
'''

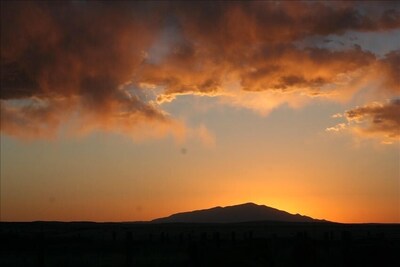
[152,202,325,223]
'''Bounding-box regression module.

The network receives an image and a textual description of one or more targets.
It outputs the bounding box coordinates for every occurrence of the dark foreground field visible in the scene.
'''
[1,221,399,267]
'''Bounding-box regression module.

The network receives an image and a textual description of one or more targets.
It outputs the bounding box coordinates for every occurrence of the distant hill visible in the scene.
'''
[152,203,325,223]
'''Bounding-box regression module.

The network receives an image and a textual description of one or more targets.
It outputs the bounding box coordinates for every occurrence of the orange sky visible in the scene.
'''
[1,1,399,223]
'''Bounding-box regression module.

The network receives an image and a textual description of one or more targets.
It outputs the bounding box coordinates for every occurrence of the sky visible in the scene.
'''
[1,1,399,223]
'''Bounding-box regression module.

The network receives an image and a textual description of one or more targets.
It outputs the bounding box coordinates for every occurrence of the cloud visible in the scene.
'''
[346,100,400,141]
[327,100,400,144]
[1,1,399,141]
[374,50,400,94]
[0,1,186,140]
[1,97,71,140]
[0,95,186,141]
[326,123,347,132]
[138,2,399,114]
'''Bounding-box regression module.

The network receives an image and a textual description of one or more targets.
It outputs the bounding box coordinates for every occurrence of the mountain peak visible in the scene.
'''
[152,203,324,223]
[229,202,258,208]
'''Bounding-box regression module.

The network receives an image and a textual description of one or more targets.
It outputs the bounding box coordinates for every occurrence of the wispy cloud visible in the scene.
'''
[327,100,400,144]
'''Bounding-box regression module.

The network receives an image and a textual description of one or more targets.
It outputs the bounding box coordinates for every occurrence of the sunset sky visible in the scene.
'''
[1,1,399,223]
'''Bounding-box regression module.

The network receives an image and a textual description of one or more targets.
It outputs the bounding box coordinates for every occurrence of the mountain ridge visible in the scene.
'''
[152,202,327,223]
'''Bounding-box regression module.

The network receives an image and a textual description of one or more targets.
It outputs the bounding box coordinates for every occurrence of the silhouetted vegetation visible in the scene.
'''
[1,221,399,266]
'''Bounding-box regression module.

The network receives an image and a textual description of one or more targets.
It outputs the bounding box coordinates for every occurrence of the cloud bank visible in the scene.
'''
[1,1,399,142]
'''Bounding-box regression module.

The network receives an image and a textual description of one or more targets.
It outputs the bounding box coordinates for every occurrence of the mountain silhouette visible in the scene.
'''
[152,202,325,223]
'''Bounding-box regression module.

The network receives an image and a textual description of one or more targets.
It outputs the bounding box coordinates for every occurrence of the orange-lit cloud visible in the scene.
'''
[0,1,185,141]
[373,50,400,94]
[0,96,186,141]
[327,100,400,144]
[1,1,399,141]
